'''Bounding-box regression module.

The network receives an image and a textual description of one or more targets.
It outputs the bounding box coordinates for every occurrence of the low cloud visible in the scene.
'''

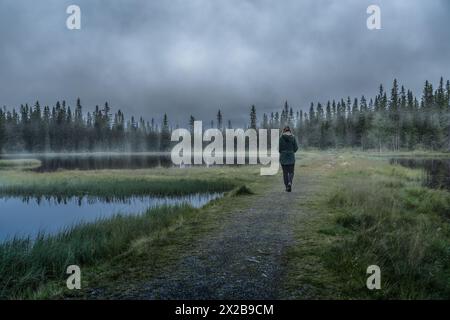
[0,0,449,126]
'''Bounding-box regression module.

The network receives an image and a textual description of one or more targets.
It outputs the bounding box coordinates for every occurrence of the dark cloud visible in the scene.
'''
[0,0,449,126]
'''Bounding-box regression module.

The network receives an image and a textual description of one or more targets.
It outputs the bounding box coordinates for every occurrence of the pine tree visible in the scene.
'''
[0,78,449,154]
[274,112,280,128]
[280,101,289,127]
[250,105,257,129]
[389,79,400,150]
[446,80,450,150]
[216,110,223,130]
[436,77,448,149]
[288,107,294,128]
[359,96,368,149]
[160,113,171,151]
[189,115,195,133]
[0,108,5,152]
[262,113,269,129]
[446,80,450,105]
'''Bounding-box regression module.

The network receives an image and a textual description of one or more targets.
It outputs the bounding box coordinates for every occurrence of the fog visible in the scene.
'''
[1,0,449,126]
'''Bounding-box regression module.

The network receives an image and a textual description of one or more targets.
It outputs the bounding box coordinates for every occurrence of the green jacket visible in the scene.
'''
[278,133,298,165]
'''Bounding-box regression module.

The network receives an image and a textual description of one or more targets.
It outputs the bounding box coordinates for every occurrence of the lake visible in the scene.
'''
[0,193,222,242]
[0,153,255,172]
[390,157,450,190]
[0,153,173,172]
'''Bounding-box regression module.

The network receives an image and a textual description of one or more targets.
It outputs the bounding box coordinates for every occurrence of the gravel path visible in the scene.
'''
[117,171,312,300]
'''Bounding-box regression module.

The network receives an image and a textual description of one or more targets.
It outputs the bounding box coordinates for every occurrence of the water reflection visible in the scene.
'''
[390,158,450,190]
[0,153,256,172]
[0,193,222,241]
[33,154,173,172]
[0,153,172,172]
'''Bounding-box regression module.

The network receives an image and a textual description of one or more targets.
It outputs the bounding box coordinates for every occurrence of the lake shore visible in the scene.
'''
[0,151,449,299]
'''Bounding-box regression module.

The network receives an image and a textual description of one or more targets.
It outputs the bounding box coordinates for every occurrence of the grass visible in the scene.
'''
[0,169,237,198]
[322,155,450,299]
[0,164,264,299]
[0,183,259,300]
[63,182,265,300]
[230,184,254,196]
[0,159,41,170]
[0,204,200,299]
[2,152,450,299]
[281,152,450,299]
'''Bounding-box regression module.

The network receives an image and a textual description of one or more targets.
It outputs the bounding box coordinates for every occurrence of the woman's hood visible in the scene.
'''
[282,132,294,141]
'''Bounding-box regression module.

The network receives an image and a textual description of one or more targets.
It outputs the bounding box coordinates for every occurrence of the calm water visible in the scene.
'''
[0,193,222,241]
[0,153,172,172]
[390,158,450,190]
[0,153,253,172]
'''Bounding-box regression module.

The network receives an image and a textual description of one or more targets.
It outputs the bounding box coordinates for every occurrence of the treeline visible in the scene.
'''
[291,78,450,151]
[0,78,449,153]
[0,99,172,153]
[252,77,450,151]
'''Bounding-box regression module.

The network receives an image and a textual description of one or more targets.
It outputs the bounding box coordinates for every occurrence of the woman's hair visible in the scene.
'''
[282,126,291,133]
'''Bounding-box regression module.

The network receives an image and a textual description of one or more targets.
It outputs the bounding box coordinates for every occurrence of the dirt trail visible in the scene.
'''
[116,168,316,300]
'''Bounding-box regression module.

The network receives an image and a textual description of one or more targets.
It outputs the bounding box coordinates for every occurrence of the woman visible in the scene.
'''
[278,126,298,192]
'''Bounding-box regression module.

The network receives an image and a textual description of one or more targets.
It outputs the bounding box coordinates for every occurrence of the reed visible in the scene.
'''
[324,159,450,298]
[0,204,198,299]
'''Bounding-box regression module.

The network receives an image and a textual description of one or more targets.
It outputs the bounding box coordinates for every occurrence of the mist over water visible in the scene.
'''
[0,153,262,171]
[0,153,173,172]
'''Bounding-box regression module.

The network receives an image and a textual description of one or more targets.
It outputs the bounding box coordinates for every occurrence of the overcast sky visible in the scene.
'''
[1,0,449,127]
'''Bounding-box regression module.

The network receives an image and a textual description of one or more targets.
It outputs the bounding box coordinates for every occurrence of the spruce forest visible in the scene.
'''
[0,78,449,153]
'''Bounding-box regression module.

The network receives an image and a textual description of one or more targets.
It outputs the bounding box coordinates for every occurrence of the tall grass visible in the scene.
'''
[0,204,199,299]
[0,177,235,198]
[324,162,450,299]
[0,159,41,170]
[0,165,255,299]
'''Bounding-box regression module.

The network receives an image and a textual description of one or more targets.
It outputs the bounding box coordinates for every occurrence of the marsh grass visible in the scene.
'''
[0,159,41,170]
[0,204,201,299]
[0,165,257,299]
[0,173,236,198]
[324,157,450,299]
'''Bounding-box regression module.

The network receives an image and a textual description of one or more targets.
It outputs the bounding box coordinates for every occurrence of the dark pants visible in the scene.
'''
[281,164,295,188]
